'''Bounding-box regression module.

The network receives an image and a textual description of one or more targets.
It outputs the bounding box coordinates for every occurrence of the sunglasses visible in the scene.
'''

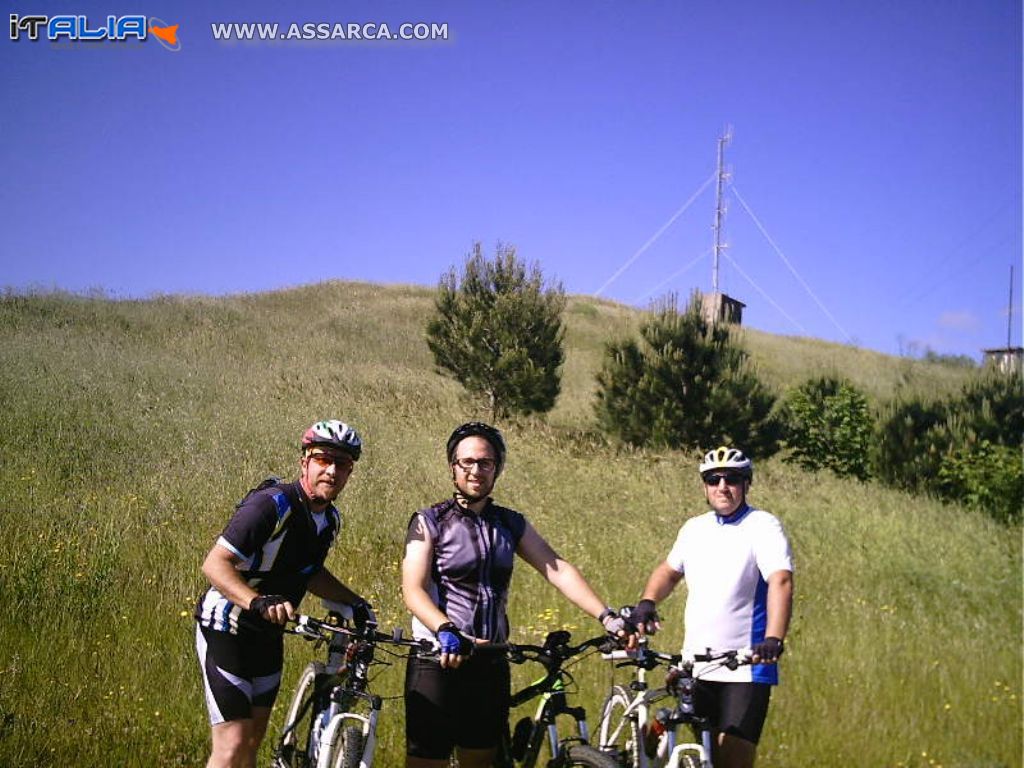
[703,472,746,487]
[307,452,354,470]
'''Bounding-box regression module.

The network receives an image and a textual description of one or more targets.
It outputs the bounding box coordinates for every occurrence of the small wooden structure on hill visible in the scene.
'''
[701,291,745,325]
[982,346,1023,375]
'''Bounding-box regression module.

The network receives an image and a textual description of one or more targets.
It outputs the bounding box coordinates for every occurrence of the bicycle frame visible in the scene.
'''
[275,612,431,768]
[598,646,749,768]
[512,675,592,766]
[501,631,615,768]
[598,644,677,768]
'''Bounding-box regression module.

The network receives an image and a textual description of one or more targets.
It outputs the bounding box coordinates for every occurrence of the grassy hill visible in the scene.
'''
[0,282,1019,767]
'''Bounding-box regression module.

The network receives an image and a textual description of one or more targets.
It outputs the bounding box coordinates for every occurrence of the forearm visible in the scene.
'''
[766,570,794,639]
[544,559,608,619]
[640,562,683,603]
[402,582,450,633]
[203,548,260,609]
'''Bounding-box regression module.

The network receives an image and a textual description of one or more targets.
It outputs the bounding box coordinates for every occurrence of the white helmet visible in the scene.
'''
[301,420,362,460]
[699,446,753,478]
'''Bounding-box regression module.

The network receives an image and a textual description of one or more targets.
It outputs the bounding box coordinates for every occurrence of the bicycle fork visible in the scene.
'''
[664,728,712,768]
[316,690,381,768]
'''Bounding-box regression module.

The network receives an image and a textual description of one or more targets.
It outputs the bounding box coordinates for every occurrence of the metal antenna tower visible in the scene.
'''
[712,127,732,294]
[1008,263,1015,349]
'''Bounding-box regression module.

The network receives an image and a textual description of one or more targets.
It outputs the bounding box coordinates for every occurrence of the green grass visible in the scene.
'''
[0,283,1018,767]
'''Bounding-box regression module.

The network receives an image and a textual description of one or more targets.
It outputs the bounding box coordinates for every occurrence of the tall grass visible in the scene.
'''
[0,284,1018,767]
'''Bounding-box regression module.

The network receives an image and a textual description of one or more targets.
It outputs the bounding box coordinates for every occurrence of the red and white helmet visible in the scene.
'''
[699,446,752,478]
[301,420,362,460]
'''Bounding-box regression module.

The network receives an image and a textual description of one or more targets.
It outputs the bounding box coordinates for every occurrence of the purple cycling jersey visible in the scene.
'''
[408,497,527,644]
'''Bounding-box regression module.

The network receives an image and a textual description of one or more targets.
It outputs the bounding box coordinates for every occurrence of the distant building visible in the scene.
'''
[982,346,1024,375]
[701,291,745,326]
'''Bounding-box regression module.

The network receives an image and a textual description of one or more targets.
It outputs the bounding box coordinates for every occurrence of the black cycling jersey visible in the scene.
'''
[195,480,341,635]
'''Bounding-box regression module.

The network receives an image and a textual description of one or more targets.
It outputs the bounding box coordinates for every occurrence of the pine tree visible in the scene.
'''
[426,243,566,419]
[595,291,779,455]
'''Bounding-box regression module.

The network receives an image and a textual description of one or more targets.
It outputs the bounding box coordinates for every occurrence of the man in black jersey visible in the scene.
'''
[195,420,374,768]
[402,422,634,768]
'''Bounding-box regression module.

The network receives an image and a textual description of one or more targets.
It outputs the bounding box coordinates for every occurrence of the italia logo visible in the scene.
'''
[9,14,181,50]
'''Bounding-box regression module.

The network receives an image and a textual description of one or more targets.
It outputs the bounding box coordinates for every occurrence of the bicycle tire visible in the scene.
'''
[559,743,623,768]
[597,686,639,768]
[278,662,327,766]
[329,725,364,768]
[677,755,700,768]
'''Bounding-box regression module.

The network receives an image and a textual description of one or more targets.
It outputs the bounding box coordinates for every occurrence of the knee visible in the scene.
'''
[208,723,258,768]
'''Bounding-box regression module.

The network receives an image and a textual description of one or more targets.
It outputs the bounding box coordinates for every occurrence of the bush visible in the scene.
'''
[425,242,566,419]
[937,440,1023,525]
[780,376,873,480]
[872,397,955,491]
[874,372,1024,525]
[956,371,1023,449]
[594,292,779,455]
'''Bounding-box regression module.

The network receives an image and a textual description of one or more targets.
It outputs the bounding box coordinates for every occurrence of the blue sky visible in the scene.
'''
[2,1,1020,359]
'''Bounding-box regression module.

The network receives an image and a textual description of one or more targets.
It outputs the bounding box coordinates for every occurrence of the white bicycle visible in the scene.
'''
[272,604,430,768]
[597,641,752,768]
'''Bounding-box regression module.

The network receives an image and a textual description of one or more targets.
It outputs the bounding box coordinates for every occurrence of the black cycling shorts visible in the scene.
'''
[693,681,772,744]
[195,624,284,725]
[404,652,511,759]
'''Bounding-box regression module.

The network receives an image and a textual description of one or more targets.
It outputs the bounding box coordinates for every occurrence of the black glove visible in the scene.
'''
[249,594,288,614]
[599,608,632,638]
[629,599,660,635]
[436,622,473,655]
[350,599,377,629]
[751,636,784,663]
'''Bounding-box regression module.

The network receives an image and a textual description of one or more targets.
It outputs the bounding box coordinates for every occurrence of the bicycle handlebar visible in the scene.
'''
[288,613,435,652]
[686,648,754,670]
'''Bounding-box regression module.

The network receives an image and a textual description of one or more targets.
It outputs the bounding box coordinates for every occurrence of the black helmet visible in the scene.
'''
[446,422,507,475]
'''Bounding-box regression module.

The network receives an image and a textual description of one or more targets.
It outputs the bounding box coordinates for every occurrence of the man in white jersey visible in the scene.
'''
[628,446,793,768]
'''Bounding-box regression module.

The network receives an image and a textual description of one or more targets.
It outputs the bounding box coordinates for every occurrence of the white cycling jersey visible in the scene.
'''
[666,504,793,684]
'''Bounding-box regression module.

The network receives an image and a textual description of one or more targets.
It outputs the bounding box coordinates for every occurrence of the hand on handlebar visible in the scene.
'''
[751,636,784,664]
[250,594,295,625]
[627,599,661,636]
[599,608,639,650]
[436,622,474,668]
[350,599,377,630]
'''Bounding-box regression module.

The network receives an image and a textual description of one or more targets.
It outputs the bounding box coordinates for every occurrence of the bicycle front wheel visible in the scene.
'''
[328,725,365,768]
[597,685,638,768]
[559,743,623,768]
[278,662,327,766]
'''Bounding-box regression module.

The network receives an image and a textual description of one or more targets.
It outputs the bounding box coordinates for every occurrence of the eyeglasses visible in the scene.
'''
[703,472,746,487]
[453,457,497,473]
[307,452,354,470]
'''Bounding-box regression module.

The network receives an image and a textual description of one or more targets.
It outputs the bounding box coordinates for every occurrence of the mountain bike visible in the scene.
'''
[272,605,431,768]
[496,629,621,768]
[597,644,751,768]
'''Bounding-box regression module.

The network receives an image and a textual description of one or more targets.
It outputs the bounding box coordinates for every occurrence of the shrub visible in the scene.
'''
[956,371,1023,449]
[780,376,873,480]
[425,242,566,419]
[874,372,1024,525]
[594,292,779,455]
[872,397,954,491]
[937,440,1023,525]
